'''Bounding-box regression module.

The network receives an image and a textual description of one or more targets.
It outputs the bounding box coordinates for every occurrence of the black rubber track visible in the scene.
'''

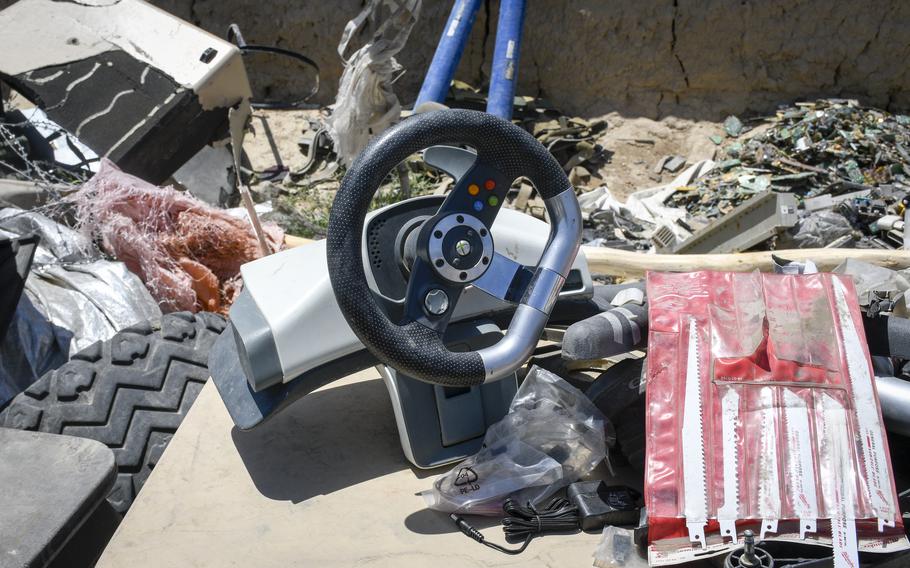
[0,311,226,514]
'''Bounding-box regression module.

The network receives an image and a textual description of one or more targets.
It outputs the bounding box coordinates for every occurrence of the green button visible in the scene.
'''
[488,195,499,207]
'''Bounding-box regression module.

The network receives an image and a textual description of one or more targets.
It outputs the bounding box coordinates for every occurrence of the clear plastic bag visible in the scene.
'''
[593,526,639,567]
[420,366,609,515]
[327,0,421,165]
[779,210,854,249]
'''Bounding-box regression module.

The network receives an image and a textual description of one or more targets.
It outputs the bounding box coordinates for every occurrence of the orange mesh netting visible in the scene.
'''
[70,159,283,314]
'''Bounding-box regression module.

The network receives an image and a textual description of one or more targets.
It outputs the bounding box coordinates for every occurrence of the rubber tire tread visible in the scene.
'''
[0,311,226,514]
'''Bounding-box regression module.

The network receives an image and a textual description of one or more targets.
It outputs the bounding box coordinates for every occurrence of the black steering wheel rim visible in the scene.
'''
[326,109,573,386]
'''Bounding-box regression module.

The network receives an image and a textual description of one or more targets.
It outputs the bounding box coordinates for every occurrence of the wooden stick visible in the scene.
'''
[582,246,910,278]
[229,106,271,257]
[284,236,910,277]
[284,234,313,248]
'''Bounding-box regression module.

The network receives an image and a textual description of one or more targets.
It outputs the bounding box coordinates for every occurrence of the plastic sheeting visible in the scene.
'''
[0,208,161,406]
[327,0,422,165]
[25,260,160,353]
[420,366,608,515]
[780,210,854,249]
[0,295,70,407]
[0,207,93,265]
[834,258,910,308]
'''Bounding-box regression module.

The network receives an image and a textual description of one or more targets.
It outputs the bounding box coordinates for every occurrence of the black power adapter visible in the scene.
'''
[451,481,642,555]
[567,481,641,531]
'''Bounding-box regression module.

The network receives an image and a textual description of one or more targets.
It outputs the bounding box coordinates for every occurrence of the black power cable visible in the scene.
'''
[451,497,580,555]
[226,24,320,110]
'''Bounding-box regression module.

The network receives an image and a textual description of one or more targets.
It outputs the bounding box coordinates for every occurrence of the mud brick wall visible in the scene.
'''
[5,0,908,119]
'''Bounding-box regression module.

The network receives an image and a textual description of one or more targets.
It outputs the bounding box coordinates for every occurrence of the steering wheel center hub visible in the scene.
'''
[454,240,471,256]
[428,213,493,283]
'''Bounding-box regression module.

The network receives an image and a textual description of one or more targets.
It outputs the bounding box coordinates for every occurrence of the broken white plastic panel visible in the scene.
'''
[682,318,708,547]
[758,387,781,542]
[783,390,819,539]
[717,387,740,541]
[610,287,645,307]
[832,277,897,531]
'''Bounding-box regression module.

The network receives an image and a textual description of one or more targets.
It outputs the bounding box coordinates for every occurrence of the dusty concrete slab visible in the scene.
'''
[98,372,605,567]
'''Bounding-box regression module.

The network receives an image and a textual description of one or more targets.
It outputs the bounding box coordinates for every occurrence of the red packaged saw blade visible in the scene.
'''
[644,271,907,566]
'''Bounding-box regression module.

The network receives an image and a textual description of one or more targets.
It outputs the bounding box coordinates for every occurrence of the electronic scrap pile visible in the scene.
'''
[584,100,910,257]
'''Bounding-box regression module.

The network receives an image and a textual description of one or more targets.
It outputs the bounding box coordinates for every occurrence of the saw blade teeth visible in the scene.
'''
[817,391,860,568]
[728,399,739,508]
[722,389,740,507]
[688,319,706,473]
[758,407,770,509]
[782,389,820,538]
[682,316,709,543]
[718,387,741,540]
[831,277,896,527]
[757,387,780,524]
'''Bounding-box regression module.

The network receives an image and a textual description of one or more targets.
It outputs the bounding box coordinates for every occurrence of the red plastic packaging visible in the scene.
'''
[644,271,907,565]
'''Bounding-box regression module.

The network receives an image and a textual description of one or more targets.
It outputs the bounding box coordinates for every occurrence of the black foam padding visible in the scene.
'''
[327,110,570,386]
[562,303,648,361]
[864,314,910,360]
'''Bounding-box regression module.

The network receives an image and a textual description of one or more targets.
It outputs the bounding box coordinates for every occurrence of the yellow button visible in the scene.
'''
[488,196,499,207]
[468,184,480,195]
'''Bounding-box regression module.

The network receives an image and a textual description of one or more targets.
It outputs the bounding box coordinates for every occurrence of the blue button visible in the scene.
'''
[473,200,483,212]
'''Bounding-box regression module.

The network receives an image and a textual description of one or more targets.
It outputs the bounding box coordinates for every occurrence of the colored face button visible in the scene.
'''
[468,183,480,195]
[473,200,484,212]
[487,196,499,207]
[484,179,496,190]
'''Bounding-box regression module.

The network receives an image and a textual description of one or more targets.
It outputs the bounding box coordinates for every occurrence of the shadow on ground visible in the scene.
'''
[231,376,438,503]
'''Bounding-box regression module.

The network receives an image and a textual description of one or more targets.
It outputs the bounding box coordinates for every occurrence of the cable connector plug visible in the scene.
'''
[451,514,485,544]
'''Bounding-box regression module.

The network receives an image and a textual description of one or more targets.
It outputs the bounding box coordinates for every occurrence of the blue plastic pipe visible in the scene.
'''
[486,0,526,119]
[414,0,483,110]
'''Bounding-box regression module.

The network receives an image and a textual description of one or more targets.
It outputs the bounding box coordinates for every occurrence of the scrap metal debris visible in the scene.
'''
[249,81,611,237]
[586,99,910,253]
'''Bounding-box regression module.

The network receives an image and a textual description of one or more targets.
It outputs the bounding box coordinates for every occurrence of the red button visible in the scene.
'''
[484,179,496,190]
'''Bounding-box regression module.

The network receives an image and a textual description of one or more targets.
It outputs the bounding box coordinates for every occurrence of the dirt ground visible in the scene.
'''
[244,109,329,175]
[243,109,726,203]
[590,114,723,199]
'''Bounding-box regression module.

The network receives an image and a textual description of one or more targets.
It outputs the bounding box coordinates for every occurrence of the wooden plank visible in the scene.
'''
[583,246,910,278]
